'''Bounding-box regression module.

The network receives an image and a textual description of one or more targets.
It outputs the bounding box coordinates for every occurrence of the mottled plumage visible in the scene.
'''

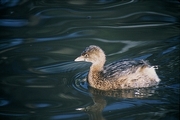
[102,59,150,80]
[75,45,160,91]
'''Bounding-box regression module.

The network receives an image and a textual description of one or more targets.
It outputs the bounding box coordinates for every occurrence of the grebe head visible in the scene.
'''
[75,45,106,65]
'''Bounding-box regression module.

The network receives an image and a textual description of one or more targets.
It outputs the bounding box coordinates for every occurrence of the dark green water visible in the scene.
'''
[0,0,179,120]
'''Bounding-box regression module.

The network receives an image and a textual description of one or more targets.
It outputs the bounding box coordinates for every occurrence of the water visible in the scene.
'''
[0,0,179,120]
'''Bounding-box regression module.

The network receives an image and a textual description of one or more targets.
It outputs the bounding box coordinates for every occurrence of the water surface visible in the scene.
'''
[0,0,179,120]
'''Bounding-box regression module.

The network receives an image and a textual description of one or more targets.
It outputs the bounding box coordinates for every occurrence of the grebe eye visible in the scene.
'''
[84,54,88,58]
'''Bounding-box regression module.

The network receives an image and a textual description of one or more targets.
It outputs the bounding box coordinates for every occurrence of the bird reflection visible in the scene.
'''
[88,86,157,98]
[77,86,157,120]
[77,94,106,120]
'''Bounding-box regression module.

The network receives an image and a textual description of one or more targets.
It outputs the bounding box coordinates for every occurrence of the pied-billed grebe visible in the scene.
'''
[75,45,160,91]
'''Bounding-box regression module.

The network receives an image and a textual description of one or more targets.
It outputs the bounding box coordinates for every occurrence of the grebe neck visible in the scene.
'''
[90,53,106,72]
[90,62,104,72]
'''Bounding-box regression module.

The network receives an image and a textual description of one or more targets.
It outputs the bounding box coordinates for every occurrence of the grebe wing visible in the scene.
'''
[103,59,150,79]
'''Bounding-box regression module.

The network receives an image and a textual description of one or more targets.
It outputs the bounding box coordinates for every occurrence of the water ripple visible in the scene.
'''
[36,0,134,9]
[73,71,89,95]
[91,38,147,56]
[0,99,9,106]
[35,30,94,42]
[104,11,177,21]
[0,19,28,27]
[97,23,174,29]
[24,100,62,109]
[1,76,59,88]
[0,39,23,51]
[30,61,90,74]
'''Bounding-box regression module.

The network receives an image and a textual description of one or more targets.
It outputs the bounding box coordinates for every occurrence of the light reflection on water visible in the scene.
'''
[0,0,179,120]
